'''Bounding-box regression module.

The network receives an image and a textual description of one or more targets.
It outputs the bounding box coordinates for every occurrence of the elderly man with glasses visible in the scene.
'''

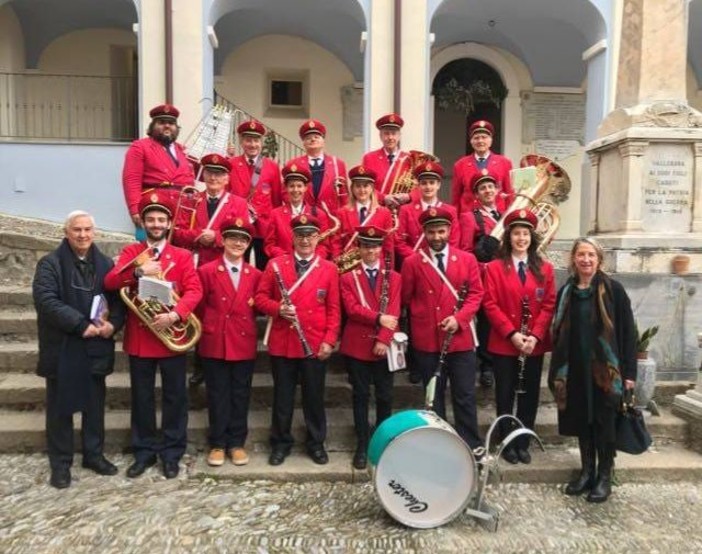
[32,211,126,488]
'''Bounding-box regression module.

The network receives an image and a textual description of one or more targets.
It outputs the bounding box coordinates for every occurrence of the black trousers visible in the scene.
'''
[345,355,394,444]
[129,355,188,463]
[415,349,483,450]
[46,375,106,470]
[202,357,255,449]
[476,308,493,374]
[492,353,544,449]
[270,356,326,452]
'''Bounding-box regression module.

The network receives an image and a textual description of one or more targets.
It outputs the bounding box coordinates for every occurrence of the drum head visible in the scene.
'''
[374,425,477,529]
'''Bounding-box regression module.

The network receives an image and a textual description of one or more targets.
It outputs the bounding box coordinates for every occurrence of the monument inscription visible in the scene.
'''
[642,144,693,233]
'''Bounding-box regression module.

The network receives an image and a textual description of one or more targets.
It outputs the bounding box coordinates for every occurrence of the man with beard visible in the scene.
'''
[104,192,202,479]
[33,211,125,488]
[228,120,283,270]
[122,104,195,237]
[401,207,484,455]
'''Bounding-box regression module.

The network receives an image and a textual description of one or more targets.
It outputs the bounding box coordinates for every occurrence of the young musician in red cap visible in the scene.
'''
[361,113,411,206]
[451,120,514,215]
[340,225,401,469]
[395,161,459,266]
[289,119,347,213]
[401,207,484,453]
[228,120,283,269]
[122,104,195,238]
[172,153,252,268]
[459,169,503,388]
[336,165,395,266]
[104,192,202,480]
[255,214,341,466]
[482,209,555,465]
[264,162,336,260]
[197,218,261,468]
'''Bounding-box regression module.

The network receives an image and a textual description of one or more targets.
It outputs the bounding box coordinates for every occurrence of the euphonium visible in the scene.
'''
[490,154,571,252]
[335,207,400,274]
[119,248,202,353]
[387,150,439,196]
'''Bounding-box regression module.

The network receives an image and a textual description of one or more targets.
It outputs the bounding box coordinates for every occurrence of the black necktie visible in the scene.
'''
[296,258,310,277]
[388,153,395,164]
[518,261,527,285]
[311,159,323,198]
[435,252,446,274]
[231,266,239,273]
[152,247,160,259]
[359,206,367,223]
[207,196,219,219]
[490,209,500,220]
[248,157,255,166]
[165,145,179,167]
[366,268,378,290]
[477,157,486,169]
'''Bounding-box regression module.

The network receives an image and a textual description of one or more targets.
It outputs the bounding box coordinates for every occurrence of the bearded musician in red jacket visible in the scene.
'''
[339,226,401,470]
[197,218,261,468]
[255,214,341,467]
[122,104,195,237]
[401,207,484,453]
[228,120,283,270]
[104,192,202,480]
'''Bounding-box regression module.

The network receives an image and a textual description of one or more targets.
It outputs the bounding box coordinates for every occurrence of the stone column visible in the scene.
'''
[693,142,702,232]
[138,1,167,127]
[617,141,648,231]
[365,0,394,151]
[585,152,600,234]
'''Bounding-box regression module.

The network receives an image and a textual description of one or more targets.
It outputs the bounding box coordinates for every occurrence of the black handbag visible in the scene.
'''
[615,390,652,455]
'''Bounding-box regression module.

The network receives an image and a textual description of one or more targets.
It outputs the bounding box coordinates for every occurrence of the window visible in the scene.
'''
[265,70,309,118]
[270,80,303,108]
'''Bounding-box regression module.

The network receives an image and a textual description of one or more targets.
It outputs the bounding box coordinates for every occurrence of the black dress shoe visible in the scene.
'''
[517,448,532,464]
[50,466,71,489]
[126,457,157,478]
[352,447,367,470]
[501,447,519,465]
[268,449,287,466]
[82,455,118,476]
[308,448,329,465]
[189,367,205,387]
[163,460,180,479]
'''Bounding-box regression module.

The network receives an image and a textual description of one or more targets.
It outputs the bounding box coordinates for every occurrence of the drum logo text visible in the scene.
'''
[387,480,428,513]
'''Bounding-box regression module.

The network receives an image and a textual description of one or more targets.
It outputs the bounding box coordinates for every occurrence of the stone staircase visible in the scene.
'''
[0,215,700,483]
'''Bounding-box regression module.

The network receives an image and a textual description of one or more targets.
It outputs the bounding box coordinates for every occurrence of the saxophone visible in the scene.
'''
[335,207,399,274]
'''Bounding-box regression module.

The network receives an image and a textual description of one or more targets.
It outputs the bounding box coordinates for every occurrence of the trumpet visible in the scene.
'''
[168,185,200,242]
[119,248,202,353]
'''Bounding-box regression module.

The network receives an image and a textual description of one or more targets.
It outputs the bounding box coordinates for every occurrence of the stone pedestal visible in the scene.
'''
[673,389,702,454]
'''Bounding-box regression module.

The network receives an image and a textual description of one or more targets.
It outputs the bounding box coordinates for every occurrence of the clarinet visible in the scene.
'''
[515,296,532,395]
[426,282,469,410]
[272,264,314,358]
[375,252,392,336]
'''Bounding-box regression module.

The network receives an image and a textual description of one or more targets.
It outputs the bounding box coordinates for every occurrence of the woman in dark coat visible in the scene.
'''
[548,237,637,503]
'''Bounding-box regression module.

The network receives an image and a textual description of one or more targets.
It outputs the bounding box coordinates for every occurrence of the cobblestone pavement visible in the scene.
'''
[1,454,701,553]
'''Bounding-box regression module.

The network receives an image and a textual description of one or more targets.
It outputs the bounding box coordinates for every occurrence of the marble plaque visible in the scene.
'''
[340,85,363,141]
[642,144,693,233]
[522,92,585,144]
[534,139,581,161]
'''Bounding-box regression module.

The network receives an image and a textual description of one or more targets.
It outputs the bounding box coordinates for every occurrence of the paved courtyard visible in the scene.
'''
[1,454,701,553]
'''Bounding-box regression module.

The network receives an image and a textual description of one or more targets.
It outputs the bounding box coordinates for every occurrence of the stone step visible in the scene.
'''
[0,309,37,337]
[0,287,33,307]
[0,405,687,454]
[189,443,702,485]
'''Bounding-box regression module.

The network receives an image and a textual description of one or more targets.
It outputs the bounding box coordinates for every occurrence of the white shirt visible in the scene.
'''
[146,239,167,258]
[224,257,243,290]
[308,155,324,167]
[474,152,491,163]
[430,244,450,271]
[289,202,304,216]
[357,202,371,220]
[512,254,528,276]
[421,199,439,210]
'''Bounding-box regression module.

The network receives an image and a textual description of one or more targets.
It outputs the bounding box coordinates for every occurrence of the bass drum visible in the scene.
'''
[368,409,477,529]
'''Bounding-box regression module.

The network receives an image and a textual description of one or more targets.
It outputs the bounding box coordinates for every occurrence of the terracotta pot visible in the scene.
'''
[636,351,648,360]
[671,254,690,275]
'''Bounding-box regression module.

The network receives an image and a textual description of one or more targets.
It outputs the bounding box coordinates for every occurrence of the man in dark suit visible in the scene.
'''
[33,210,125,488]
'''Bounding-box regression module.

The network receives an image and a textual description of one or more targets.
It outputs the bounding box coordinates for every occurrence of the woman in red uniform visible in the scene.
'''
[482,209,556,464]
[336,165,395,268]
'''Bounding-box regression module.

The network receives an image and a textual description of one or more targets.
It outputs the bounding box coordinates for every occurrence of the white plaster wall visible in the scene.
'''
[0,4,25,71]
[217,34,364,165]
[38,29,136,75]
[366,0,395,151]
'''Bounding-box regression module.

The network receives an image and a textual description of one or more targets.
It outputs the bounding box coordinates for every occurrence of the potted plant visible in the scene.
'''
[634,323,659,411]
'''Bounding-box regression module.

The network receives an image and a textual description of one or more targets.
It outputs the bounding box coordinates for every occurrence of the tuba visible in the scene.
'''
[118,248,202,353]
[385,150,438,196]
[490,154,571,252]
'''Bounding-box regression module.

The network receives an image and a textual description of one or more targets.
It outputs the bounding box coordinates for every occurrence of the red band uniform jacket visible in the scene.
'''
[122,137,195,217]
[196,258,262,361]
[263,204,334,260]
[228,154,283,237]
[395,201,460,262]
[451,153,514,215]
[336,205,395,263]
[401,247,483,353]
[103,242,203,358]
[339,266,402,361]
[481,258,556,356]
[458,207,499,254]
[172,192,252,267]
[255,254,341,358]
[288,154,347,213]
